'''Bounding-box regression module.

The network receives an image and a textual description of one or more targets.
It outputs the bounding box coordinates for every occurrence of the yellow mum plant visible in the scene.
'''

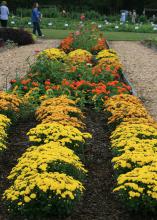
[0,114,11,152]
[104,94,153,124]
[36,105,83,121]
[39,48,66,61]
[8,141,87,181]
[96,49,119,60]
[3,140,86,216]
[96,57,122,71]
[67,49,92,64]
[113,165,157,210]
[0,91,22,113]
[27,122,92,149]
[36,96,85,128]
[38,95,76,108]
[41,113,85,128]
[4,171,84,216]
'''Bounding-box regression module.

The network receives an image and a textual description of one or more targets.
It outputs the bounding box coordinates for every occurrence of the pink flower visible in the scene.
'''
[75,31,80,36]
[34,49,40,54]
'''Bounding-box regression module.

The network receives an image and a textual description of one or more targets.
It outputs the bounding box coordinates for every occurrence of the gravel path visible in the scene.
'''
[110,41,157,120]
[0,39,60,90]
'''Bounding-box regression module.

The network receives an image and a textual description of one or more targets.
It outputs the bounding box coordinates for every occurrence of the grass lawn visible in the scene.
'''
[38,29,157,41]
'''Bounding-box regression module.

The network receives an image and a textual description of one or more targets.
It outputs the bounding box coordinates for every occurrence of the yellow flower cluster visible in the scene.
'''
[96,49,119,60]
[104,94,153,124]
[4,171,84,204]
[111,122,157,170]
[40,48,66,61]
[113,165,157,200]
[36,95,85,128]
[0,91,22,113]
[27,122,91,149]
[7,142,87,181]
[98,57,122,69]
[0,114,11,152]
[104,94,157,208]
[67,49,92,64]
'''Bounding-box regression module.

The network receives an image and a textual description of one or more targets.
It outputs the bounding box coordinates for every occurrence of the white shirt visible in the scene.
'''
[0,5,9,20]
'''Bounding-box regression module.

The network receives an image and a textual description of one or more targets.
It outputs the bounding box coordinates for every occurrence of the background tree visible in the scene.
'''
[6,0,157,15]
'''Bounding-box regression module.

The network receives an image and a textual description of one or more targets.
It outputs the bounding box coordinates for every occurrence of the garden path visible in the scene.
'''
[110,41,157,120]
[0,39,60,90]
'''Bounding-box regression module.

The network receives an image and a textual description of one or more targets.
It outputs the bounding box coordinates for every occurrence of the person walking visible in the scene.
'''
[0,1,9,27]
[32,2,43,37]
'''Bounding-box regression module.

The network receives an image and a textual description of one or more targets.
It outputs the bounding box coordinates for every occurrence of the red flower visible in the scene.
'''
[45,86,51,90]
[45,80,51,85]
[10,79,16,84]
[32,82,39,87]
[106,66,111,72]
[52,85,60,90]
[62,79,70,86]
[107,81,119,86]
[70,66,77,72]
[80,14,85,21]
[23,86,28,91]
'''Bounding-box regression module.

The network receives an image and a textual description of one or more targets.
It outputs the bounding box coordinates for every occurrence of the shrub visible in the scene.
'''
[0,28,35,46]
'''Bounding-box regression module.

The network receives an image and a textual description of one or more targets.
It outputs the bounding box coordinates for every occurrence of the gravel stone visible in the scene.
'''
[0,39,60,90]
[110,41,157,120]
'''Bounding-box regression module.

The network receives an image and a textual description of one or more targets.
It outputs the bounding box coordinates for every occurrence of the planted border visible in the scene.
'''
[1,24,157,217]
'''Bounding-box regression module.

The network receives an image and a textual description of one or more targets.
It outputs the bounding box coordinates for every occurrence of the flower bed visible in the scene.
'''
[3,95,91,217]
[104,94,157,211]
[1,24,157,217]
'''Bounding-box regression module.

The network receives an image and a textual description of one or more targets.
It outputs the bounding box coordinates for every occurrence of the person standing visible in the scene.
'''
[132,10,137,24]
[120,11,126,23]
[0,1,9,27]
[32,2,43,37]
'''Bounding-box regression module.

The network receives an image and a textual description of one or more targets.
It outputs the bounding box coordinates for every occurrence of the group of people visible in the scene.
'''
[120,10,137,23]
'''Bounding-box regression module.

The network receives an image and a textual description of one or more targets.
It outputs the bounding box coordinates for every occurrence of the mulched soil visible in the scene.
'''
[0,110,157,220]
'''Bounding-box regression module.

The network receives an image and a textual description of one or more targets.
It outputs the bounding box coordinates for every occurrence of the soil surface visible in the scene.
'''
[110,41,157,121]
[0,39,60,90]
[0,110,156,220]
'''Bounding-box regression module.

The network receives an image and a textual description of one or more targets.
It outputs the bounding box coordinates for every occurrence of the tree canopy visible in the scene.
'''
[6,0,157,14]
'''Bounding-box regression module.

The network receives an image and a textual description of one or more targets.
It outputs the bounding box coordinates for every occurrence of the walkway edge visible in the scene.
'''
[107,40,138,97]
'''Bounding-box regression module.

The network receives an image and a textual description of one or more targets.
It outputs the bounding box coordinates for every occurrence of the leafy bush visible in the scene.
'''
[0,28,35,46]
